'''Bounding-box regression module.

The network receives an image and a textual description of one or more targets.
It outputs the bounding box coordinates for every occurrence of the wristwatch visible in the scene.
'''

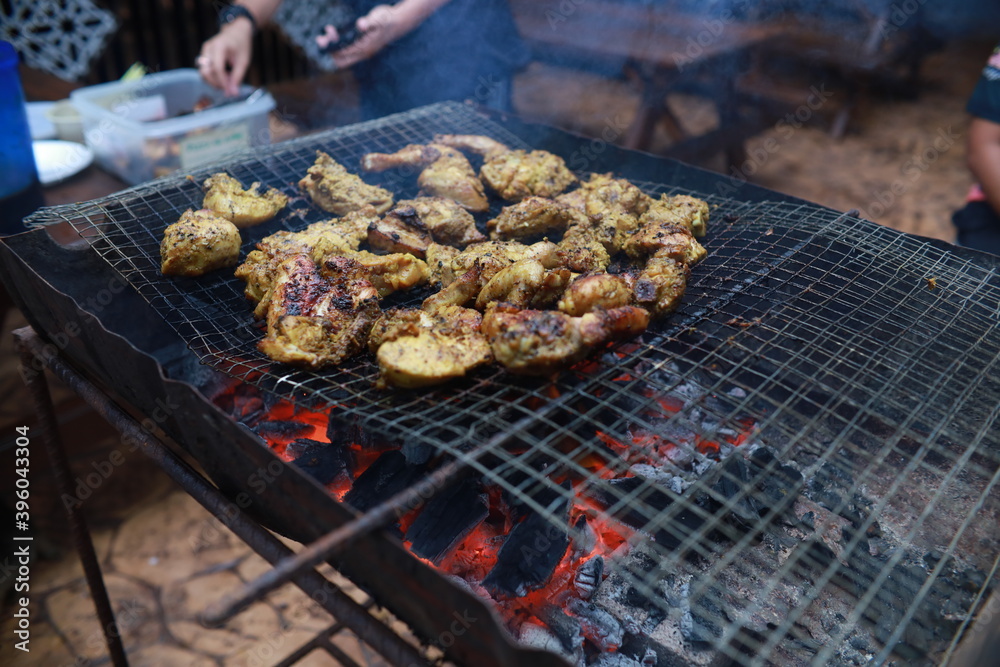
[218,4,257,33]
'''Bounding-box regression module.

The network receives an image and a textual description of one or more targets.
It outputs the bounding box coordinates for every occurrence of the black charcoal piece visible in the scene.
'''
[253,419,314,439]
[342,450,430,513]
[482,492,570,599]
[585,476,707,551]
[406,476,488,564]
[539,604,584,655]
[287,438,352,485]
[568,598,624,652]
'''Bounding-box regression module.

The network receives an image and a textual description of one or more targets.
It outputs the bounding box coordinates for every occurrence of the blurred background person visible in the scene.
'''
[197,0,528,120]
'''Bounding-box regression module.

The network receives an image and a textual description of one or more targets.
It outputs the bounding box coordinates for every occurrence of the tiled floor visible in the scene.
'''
[0,37,994,666]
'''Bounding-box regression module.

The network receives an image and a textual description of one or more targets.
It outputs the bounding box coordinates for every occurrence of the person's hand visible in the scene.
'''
[197,20,254,97]
[320,4,418,69]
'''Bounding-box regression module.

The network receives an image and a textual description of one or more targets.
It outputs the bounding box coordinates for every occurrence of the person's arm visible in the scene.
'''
[967,117,1000,216]
[198,0,282,97]
[319,0,454,70]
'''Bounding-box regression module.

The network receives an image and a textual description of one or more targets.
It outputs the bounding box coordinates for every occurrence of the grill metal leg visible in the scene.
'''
[14,329,130,667]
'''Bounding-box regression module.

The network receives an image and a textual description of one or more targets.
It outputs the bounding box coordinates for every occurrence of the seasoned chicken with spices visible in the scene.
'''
[362,143,488,212]
[399,197,485,246]
[633,253,690,317]
[161,209,241,277]
[488,196,572,240]
[435,134,576,201]
[299,151,393,215]
[482,304,649,375]
[202,173,288,228]
[259,255,380,368]
[558,274,634,316]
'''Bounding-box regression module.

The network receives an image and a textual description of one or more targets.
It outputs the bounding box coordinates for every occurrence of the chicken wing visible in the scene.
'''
[488,196,572,240]
[482,304,649,375]
[202,173,288,228]
[259,255,380,368]
[299,151,393,215]
[161,209,241,277]
[435,134,576,201]
[449,240,562,284]
[339,250,430,298]
[475,259,546,310]
[623,215,706,266]
[362,144,488,212]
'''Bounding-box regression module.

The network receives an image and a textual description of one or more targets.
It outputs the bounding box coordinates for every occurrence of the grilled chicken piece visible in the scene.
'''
[370,305,492,389]
[633,252,690,317]
[425,243,461,286]
[235,207,381,314]
[259,255,380,368]
[475,259,546,310]
[342,250,430,298]
[488,196,572,240]
[664,194,709,238]
[556,174,652,253]
[202,173,287,228]
[367,205,432,257]
[558,274,634,316]
[161,209,241,277]
[422,265,485,310]
[435,134,576,201]
[362,143,488,212]
[556,220,611,273]
[482,304,649,375]
[399,197,485,246]
[624,195,708,264]
[299,151,393,215]
[449,240,562,285]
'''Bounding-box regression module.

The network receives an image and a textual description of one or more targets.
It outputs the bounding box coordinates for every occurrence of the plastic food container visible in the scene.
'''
[70,68,275,185]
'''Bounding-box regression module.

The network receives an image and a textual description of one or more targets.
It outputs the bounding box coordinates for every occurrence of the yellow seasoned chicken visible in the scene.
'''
[202,173,288,228]
[435,134,576,201]
[425,242,461,286]
[481,304,649,375]
[370,306,492,389]
[340,250,430,298]
[299,151,393,215]
[488,196,573,240]
[447,240,561,286]
[367,205,433,257]
[398,197,485,246]
[556,173,652,253]
[361,144,488,212]
[160,209,242,277]
[633,252,690,317]
[556,219,611,273]
[259,255,380,368]
[557,274,634,316]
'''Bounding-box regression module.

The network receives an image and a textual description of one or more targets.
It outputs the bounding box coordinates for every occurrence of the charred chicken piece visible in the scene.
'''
[664,194,710,238]
[488,196,573,240]
[556,219,612,273]
[161,209,241,277]
[448,240,562,286]
[435,134,577,201]
[482,304,649,375]
[202,173,288,228]
[367,205,432,257]
[361,143,488,212]
[299,151,393,215]
[633,252,690,317]
[556,173,652,253]
[258,255,380,368]
[370,305,492,389]
[558,273,634,316]
[398,197,485,246]
[624,195,708,264]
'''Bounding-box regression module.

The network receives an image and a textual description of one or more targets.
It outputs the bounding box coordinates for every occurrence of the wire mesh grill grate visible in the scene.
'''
[32,102,1000,665]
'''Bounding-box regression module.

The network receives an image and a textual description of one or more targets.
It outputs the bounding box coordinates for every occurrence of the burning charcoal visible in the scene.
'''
[482,508,570,599]
[574,555,604,600]
[591,655,642,667]
[585,477,706,551]
[253,419,314,440]
[342,450,430,513]
[568,598,624,652]
[406,476,488,564]
[570,515,597,560]
[518,623,575,660]
[641,647,657,665]
[538,604,584,657]
[287,438,352,485]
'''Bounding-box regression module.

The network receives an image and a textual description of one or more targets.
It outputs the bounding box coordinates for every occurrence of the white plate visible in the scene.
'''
[33,140,94,186]
[26,101,57,140]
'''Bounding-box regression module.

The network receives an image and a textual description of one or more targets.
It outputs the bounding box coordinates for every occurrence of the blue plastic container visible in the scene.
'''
[0,40,43,234]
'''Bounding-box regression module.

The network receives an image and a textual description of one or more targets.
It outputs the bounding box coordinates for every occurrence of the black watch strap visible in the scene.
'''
[219,4,257,33]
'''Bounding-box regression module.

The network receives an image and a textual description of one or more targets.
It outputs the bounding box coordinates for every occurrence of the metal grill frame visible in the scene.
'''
[26,102,1000,666]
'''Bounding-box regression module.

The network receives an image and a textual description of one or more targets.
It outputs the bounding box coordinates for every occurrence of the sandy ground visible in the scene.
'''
[514,38,993,244]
